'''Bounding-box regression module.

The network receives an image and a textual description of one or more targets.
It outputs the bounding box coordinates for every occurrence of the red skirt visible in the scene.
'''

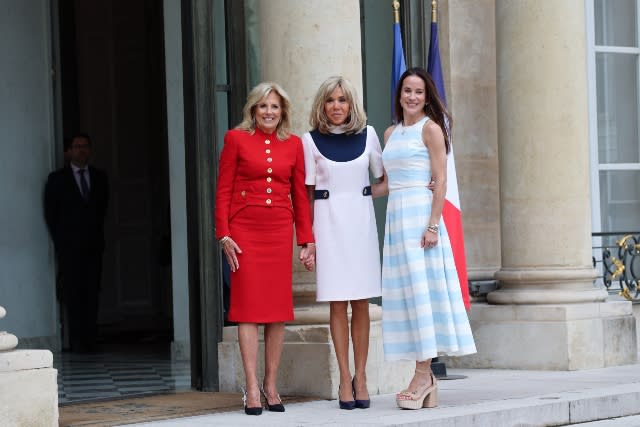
[227,206,294,323]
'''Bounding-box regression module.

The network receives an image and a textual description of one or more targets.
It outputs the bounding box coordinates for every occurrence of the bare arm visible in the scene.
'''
[371,172,388,198]
[371,125,395,198]
[299,184,316,270]
[298,187,316,271]
[421,121,447,248]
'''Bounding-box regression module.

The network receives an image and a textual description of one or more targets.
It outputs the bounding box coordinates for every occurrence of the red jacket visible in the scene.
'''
[215,128,314,245]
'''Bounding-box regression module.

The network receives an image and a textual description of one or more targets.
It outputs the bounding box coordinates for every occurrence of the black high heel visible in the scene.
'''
[241,386,262,415]
[352,377,370,409]
[338,384,356,410]
[260,385,285,412]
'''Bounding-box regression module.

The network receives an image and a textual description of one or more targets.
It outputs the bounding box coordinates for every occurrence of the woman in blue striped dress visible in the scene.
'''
[373,67,476,410]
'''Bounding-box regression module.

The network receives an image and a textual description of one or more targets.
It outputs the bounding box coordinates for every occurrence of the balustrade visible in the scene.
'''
[593,232,640,302]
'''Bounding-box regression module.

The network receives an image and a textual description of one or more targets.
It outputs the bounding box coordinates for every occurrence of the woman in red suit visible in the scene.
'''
[215,82,315,415]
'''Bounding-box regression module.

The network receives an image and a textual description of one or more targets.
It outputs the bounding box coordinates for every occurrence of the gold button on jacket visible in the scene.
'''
[214,128,314,245]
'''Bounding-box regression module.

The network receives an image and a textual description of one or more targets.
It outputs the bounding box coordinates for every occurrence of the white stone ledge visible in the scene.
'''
[449,301,637,370]
[471,301,632,322]
[222,319,384,344]
[369,385,640,427]
[494,267,598,284]
[600,300,634,317]
[569,383,640,423]
[468,266,500,281]
[219,321,413,398]
[0,350,53,372]
[0,366,58,426]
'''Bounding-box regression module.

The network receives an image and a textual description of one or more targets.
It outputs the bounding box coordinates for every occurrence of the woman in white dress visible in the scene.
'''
[373,68,476,410]
[302,76,384,410]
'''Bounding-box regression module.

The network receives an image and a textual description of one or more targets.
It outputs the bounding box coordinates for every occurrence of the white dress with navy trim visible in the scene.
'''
[302,125,384,301]
[381,116,476,361]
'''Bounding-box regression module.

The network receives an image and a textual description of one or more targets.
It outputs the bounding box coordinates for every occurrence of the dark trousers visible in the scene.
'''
[58,250,102,351]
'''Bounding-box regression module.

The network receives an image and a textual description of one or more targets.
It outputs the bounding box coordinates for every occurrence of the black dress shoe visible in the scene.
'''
[241,388,262,415]
[244,405,262,416]
[260,386,285,412]
[352,377,370,409]
[338,385,356,410]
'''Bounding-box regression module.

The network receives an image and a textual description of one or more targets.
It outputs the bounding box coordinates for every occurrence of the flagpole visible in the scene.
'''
[393,0,401,24]
[431,0,437,23]
[390,0,407,121]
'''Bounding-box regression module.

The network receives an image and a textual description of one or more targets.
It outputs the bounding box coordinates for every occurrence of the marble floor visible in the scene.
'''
[54,350,191,404]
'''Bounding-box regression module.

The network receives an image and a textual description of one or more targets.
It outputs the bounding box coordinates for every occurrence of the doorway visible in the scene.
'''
[57,0,173,353]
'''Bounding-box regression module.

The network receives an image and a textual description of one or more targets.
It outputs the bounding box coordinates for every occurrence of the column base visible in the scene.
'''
[441,302,638,370]
[490,267,606,304]
[0,350,58,426]
[218,319,415,399]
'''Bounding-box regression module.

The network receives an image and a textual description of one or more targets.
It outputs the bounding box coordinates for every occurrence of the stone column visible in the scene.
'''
[447,1,637,370]
[0,306,58,425]
[440,0,501,284]
[260,0,368,316]
[255,0,384,320]
[491,1,601,304]
[217,0,413,398]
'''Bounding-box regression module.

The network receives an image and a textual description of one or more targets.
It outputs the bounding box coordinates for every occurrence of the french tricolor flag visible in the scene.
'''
[391,6,470,309]
[427,15,471,309]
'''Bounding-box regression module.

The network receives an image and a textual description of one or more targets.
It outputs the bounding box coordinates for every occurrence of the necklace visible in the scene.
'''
[399,121,414,135]
[400,115,427,134]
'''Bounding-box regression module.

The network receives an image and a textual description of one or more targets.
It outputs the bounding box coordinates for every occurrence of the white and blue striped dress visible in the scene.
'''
[381,116,476,361]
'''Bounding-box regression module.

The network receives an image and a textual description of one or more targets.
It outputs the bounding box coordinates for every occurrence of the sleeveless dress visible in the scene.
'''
[381,116,476,361]
[302,125,383,301]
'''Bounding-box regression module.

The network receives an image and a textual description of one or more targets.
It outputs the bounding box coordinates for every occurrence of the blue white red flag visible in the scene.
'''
[428,19,471,309]
[391,21,407,121]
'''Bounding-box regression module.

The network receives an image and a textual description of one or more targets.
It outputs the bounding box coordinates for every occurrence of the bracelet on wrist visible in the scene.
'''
[219,236,230,246]
[426,224,439,234]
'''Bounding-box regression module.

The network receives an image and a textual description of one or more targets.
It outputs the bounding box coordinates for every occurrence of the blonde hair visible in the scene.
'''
[236,82,292,140]
[309,76,367,134]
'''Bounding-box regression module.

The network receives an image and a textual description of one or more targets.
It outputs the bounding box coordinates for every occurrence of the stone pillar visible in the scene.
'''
[217,0,414,398]
[0,306,58,425]
[440,0,501,284]
[445,1,637,370]
[257,0,364,135]
[491,1,601,305]
[255,0,382,324]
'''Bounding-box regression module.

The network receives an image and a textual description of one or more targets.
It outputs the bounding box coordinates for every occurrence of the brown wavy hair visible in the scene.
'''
[394,67,452,153]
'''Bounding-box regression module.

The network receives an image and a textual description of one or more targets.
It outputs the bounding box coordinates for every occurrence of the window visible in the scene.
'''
[589,0,640,233]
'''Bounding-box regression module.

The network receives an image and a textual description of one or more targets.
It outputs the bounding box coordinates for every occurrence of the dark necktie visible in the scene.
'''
[78,169,90,200]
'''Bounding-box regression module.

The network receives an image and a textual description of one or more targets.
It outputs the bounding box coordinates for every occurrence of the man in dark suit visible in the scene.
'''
[45,133,109,352]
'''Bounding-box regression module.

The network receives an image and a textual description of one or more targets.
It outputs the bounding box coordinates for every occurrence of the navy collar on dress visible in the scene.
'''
[309,128,367,162]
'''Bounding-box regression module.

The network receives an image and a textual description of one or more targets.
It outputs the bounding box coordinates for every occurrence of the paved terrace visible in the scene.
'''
[125,363,640,426]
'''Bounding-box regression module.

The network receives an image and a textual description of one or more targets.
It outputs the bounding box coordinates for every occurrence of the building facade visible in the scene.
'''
[0,0,637,392]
